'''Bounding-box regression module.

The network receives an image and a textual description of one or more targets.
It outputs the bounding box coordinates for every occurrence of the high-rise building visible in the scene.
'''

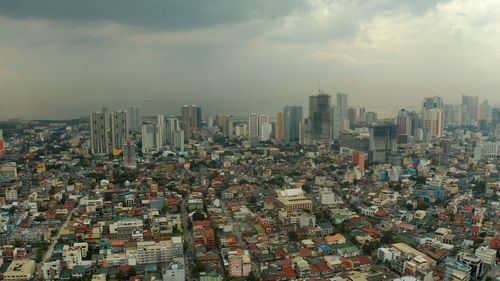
[358,107,366,123]
[369,124,398,163]
[462,95,479,123]
[284,106,302,144]
[275,112,284,142]
[309,92,332,141]
[0,129,4,156]
[347,107,357,128]
[423,109,444,140]
[397,109,413,137]
[216,114,234,138]
[422,96,443,111]
[141,123,157,153]
[365,111,378,123]
[181,105,199,139]
[337,93,348,130]
[128,105,142,131]
[443,104,462,125]
[331,106,341,140]
[258,114,269,137]
[172,129,184,152]
[166,117,181,145]
[196,107,202,128]
[248,113,259,137]
[260,123,272,141]
[90,111,109,154]
[111,110,129,150]
[122,139,136,168]
[156,115,166,151]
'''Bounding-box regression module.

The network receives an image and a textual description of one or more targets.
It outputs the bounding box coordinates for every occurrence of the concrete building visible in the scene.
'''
[248,113,259,137]
[163,264,185,281]
[42,260,61,280]
[275,111,284,142]
[276,187,313,211]
[141,123,157,153]
[110,219,143,239]
[369,125,398,163]
[128,105,141,131]
[181,105,199,139]
[474,246,496,265]
[122,139,136,168]
[216,114,234,138]
[156,114,166,151]
[3,259,36,281]
[111,110,129,150]
[90,111,109,154]
[309,92,332,141]
[228,251,251,277]
[423,109,444,140]
[127,238,183,265]
[284,105,302,144]
[444,258,471,281]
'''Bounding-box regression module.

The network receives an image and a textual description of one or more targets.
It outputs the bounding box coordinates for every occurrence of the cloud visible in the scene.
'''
[0,0,308,31]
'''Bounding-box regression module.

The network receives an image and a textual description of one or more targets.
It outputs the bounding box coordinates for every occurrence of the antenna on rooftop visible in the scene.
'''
[316,77,322,94]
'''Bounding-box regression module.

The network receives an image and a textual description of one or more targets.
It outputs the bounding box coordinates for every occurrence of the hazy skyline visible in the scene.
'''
[1,0,500,120]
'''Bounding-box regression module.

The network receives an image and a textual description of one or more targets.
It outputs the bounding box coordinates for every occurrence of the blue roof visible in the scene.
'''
[317,243,332,251]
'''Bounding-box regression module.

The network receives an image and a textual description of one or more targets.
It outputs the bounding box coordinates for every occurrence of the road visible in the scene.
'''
[181,190,194,281]
[36,207,76,279]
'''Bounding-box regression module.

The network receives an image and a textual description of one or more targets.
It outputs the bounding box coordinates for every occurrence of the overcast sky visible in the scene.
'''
[1,0,500,120]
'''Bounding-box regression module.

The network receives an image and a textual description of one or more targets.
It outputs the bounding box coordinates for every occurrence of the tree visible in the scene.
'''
[115,270,126,281]
[416,201,430,210]
[127,266,137,278]
[450,246,459,256]
[381,231,395,244]
[247,271,259,281]
[302,184,312,193]
[193,211,206,221]
[288,230,299,241]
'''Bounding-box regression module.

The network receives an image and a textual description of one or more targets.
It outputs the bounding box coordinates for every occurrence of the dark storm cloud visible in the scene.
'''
[0,0,308,30]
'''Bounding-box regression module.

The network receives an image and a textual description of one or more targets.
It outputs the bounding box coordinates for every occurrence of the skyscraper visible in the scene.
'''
[422,96,443,111]
[141,123,157,153]
[166,117,181,146]
[462,95,479,124]
[423,109,444,140]
[181,105,199,139]
[369,124,398,163]
[284,106,302,144]
[275,112,284,142]
[111,110,129,150]
[248,113,259,137]
[258,114,269,138]
[128,105,142,131]
[90,111,109,154]
[216,114,234,138]
[337,93,348,130]
[309,92,332,141]
[331,106,341,140]
[397,109,413,137]
[347,107,357,128]
[156,115,166,151]
[122,139,136,168]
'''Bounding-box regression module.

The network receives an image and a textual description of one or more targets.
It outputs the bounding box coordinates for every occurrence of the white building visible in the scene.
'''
[90,111,109,154]
[142,123,157,153]
[474,142,500,160]
[129,105,142,131]
[5,187,18,202]
[228,251,251,277]
[127,237,183,265]
[475,246,496,265]
[378,247,401,262]
[42,260,61,280]
[163,264,185,281]
[319,188,343,206]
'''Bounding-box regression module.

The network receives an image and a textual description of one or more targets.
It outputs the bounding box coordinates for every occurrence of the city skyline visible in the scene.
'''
[2,0,500,119]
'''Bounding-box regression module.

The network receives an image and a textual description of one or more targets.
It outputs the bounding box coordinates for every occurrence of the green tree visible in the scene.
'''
[127,266,137,277]
[247,271,259,281]
[193,211,206,221]
[288,230,299,241]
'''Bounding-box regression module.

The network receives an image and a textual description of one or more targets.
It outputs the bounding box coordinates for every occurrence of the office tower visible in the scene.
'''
[235,124,248,137]
[172,129,184,152]
[284,106,302,144]
[141,124,157,153]
[422,96,443,111]
[248,113,259,137]
[347,108,357,128]
[492,108,500,127]
[165,117,181,146]
[258,114,269,137]
[337,93,348,129]
[397,109,413,137]
[207,116,214,128]
[128,105,141,131]
[0,129,3,156]
[275,112,284,142]
[462,95,479,123]
[181,105,199,139]
[111,110,129,150]
[480,100,491,121]
[423,109,444,140]
[358,107,366,122]
[331,106,341,140]
[216,114,234,138]
[122,139,136,168]
[365,112,377,123]
[90,111,109,154]
[443,104,462,125]
[309,92,332,141]
[156,115,166,151]
[260,123,272,141]
[196,107,202,128]
[369,124,398,163]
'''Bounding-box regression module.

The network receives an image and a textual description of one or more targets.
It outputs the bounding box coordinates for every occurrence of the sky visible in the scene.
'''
[1,0,500,120]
